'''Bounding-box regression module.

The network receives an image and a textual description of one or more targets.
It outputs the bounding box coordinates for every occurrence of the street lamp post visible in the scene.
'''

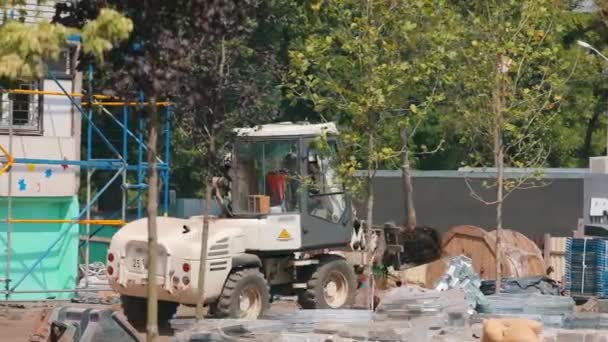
[578,40,608,157]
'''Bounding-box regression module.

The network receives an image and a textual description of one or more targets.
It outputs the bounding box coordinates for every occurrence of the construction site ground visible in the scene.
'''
[0,299,299,341]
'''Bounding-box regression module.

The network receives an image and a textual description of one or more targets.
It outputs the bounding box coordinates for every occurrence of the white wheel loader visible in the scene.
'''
[107,122,384,323]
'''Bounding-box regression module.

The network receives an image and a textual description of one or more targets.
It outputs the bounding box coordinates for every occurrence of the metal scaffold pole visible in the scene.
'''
[0,67,172,297]
[122,104,128,225]
[5,94,13,300]
[163,105,171,216]
[85,65,94,289]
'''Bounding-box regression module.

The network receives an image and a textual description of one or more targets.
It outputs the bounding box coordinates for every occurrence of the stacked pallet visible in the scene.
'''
[565,238,608,297]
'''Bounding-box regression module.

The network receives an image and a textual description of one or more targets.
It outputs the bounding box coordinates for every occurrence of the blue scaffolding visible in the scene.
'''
[0,63,172,297]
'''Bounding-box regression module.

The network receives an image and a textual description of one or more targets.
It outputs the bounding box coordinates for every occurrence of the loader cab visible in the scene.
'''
[231,122,353,249]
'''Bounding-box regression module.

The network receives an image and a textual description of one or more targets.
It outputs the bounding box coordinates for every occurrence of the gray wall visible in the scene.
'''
[355,170,586,238]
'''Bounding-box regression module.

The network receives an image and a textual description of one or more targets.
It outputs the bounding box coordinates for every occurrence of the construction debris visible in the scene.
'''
[434,256,487,311]
[30,305,141,342]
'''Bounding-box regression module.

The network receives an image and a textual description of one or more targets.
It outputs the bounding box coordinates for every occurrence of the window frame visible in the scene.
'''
[231,136,302,217]
[0,79,44,136]
[46,47,74,80]
[304,138,348,224]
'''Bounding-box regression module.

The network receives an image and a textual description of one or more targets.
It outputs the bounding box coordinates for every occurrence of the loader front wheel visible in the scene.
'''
[297,257,357,309]
[214,268,270,319]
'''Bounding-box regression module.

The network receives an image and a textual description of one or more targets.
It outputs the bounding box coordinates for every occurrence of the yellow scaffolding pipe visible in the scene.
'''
[81,101,171,107]
[3,89,170,106]
[0,144,15,176]
[2,219,124,226]
[2,89,110,99]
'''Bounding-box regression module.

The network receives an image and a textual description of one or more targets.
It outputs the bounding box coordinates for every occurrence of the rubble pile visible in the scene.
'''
[28,305,140,342]
[433,256,487,310]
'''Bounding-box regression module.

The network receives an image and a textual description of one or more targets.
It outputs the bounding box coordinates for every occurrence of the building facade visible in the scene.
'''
[0,1,82,300]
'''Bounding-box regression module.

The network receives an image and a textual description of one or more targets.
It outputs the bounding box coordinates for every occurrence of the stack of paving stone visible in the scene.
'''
[475,293,575,328]
[562,312,608,330]
[542,328,608,341]
[374,286,470,328]
[170,288,476,342]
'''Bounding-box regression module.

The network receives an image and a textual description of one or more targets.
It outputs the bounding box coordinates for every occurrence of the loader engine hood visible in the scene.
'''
[110,216,253,261]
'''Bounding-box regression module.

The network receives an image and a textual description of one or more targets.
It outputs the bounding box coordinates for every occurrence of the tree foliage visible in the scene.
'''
[453,0,575,193]
[286,0,462,229]
[0,2,131,79]
[173,2,284,197]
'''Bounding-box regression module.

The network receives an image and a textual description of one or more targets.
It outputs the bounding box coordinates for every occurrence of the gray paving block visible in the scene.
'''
[79,308,141,342]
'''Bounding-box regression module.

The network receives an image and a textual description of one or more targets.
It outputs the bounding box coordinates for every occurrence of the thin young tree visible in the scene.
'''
[56,1,253,339]
[451,0,576,293]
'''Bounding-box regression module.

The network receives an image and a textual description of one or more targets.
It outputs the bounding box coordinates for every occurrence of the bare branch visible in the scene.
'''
[413,139,444,156]
[463,172,501,205]
[410,118,423,138]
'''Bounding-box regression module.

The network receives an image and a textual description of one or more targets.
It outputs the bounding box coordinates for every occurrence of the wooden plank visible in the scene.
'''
[544,233,551,262]
[574,218,584,238]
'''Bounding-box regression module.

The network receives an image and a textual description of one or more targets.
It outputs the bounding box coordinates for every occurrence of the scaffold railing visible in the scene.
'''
[0,66,172,299]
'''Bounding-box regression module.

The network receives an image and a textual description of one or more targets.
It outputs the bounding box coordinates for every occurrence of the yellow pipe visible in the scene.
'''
[0,144,15,176]
[82,101,172,107]
[5,89,83,97]
[5,89,139,101]
[5,219,124,226]
[5,89,106,98]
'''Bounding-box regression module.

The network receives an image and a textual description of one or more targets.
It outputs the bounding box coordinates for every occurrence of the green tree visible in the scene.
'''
[451,0,576,292]
[286,0,460,238]
[57,1,254,339]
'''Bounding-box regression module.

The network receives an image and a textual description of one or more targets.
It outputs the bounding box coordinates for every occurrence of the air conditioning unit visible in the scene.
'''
[590,156,608,174]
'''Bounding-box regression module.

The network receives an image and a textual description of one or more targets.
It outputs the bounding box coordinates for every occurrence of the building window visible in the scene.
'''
[47,48,73,79]
[0,80,43,134]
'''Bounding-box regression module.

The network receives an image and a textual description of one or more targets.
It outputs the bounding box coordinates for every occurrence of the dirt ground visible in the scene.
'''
[0,300,299,342]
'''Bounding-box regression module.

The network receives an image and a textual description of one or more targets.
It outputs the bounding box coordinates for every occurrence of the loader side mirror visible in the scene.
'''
[222,152,232,170]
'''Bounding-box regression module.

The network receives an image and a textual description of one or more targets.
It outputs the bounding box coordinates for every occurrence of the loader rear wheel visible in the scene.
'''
[121,295,178,327]
[297,257,357,309]
[214,268,270,319]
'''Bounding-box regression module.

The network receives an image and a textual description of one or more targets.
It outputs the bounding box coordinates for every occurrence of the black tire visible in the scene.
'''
[121,295,178,327]
[214,268,270,319]
[297,257,357,309]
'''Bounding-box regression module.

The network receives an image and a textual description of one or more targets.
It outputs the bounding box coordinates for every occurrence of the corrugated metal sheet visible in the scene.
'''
[548,237,567,284]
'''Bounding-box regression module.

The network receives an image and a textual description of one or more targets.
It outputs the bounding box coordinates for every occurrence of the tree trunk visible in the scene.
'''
[493,62,504,295]
[366,132,375,240]
[400,127,416,231]
[365,132,375,311]
[196,37,224,320]
[146,95,159,342]
[582,118,598,161]
[196,139,215,320]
